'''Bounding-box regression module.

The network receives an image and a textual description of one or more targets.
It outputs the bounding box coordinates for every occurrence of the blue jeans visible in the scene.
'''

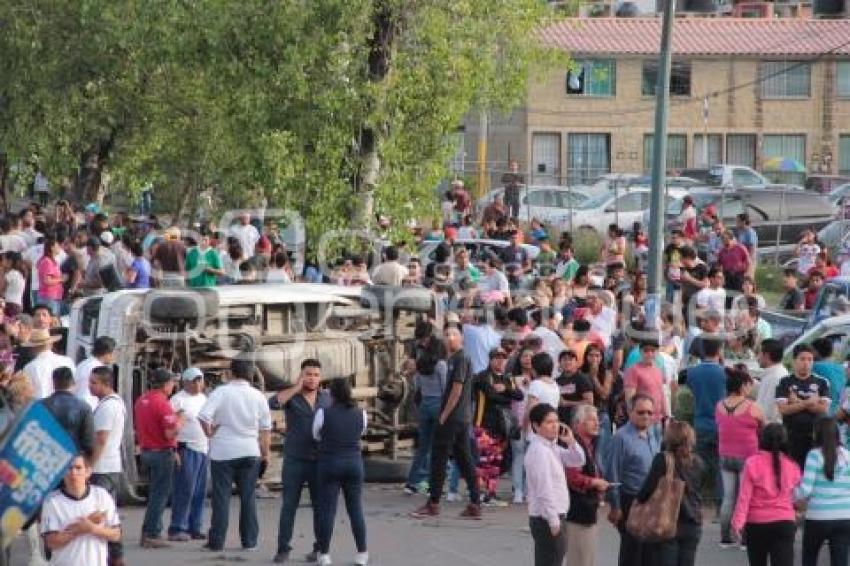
[696,430,722,507]
[596,410,613,475]
[407,397,441,487]
[169,446,209,536]
[511,435,526,498]
[316,456,367,554]
[208,457,260,550]
[141,450,175,539]
[277,456,320,555]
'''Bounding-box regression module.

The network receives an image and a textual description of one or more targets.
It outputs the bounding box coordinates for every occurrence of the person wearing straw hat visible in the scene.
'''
[21,328,74,400]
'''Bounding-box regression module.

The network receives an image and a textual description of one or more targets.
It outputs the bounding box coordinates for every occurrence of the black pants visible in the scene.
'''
[788,429,814,471]
[529,515,567,566]
[803,519,850,566]
[428,420,479,504]
[745,521,796,566]
[617,493,653,566]
[650,521,701,566]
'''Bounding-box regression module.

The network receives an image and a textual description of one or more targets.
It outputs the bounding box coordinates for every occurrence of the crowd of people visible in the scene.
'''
[3,177,850,566]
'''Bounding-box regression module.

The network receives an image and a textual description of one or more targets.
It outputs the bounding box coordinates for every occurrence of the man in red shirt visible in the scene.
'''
[135,368,183,548]
[717,230,750,293]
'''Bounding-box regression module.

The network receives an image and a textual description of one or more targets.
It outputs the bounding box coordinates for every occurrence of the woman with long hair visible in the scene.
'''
[732,423,802,566]
[403,337,448,495]
[509,347,534,504]
[795,417,850,566]
[36,235,64,316]
[580,344,613,461]
[313,378,369,566]
[637,420,704,566]
[717,368,764,547]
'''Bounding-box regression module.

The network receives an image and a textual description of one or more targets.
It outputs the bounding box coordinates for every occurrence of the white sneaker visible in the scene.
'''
[446,492,459,502]
[355,552,369,565]
[513,492,524,505]
[318,554,332,566]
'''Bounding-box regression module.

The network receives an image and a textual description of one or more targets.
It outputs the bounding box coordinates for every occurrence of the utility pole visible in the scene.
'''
[702,97,709,167]
[645,0,676,331]
[476,111,489,200]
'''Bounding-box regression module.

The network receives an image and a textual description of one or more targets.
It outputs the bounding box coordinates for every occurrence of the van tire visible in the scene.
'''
[364,457,411,483]
[144,289,219,322]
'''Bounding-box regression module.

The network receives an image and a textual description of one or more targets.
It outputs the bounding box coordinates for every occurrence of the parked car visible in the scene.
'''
[806,175,850,194]
[557,186,689,235]
[760,277,850,346]
[474,185,593,224]
[656,187,834,248]
[418,238,540,271]
[681,164,802,190]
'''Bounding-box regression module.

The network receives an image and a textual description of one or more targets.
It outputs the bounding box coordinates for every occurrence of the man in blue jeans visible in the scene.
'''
[198,359,272,552]
[134,368,183,548]
[269,358,330,563]
[167,367,209,541]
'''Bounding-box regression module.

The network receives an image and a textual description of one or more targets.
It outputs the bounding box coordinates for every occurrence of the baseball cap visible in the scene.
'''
[181,367,204,382]
[100,231,114,245]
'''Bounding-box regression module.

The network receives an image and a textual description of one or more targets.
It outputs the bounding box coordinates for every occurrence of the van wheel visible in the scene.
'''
[364,457,411,483]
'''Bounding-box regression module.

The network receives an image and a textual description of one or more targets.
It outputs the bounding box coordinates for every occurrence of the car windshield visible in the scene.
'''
[666,193,721,216]
[577,192,613,210]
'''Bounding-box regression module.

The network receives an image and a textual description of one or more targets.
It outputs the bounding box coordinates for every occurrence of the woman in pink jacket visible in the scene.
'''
[731,423,802,566]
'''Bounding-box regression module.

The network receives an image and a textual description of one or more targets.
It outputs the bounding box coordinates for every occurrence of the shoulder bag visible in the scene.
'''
[625,452,685,542]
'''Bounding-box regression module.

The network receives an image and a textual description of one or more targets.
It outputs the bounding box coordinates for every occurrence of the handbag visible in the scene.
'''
[625,452,685,543]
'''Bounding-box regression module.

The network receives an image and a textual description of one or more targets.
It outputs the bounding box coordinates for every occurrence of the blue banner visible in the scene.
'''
[0,402,76,541]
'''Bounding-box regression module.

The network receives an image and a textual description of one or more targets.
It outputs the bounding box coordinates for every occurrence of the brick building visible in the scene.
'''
[465,17,850,187]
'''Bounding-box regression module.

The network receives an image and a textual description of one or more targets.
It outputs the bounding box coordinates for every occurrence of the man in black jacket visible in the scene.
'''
[41,366,95,458]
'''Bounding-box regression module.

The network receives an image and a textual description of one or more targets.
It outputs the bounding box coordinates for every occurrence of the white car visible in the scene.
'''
[557,186,688,234]
[417,238,540,271]
[475,185,594,224]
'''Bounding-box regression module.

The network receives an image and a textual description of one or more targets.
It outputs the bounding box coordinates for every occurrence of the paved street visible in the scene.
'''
[10,484,782,566]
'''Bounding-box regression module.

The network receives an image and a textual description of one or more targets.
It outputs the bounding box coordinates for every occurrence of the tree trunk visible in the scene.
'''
[70,128,118,204]
[0,152,9,213]
[351,1,397,232]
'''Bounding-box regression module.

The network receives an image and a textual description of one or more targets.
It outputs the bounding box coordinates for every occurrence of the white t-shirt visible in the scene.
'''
[24,351,75,399]
[478,270,510,293]
[92,394,126,474]
[75,357,104,410]
[0,233,27,253]
[41,485,120,566]
[590,307,617,346]
[171,390,209,454]
[4,269,25,306]
[198,380,272,461]
[696,287,726,312]
[266,268,291,284]
[228,224,260,259]
[528,378,561,411]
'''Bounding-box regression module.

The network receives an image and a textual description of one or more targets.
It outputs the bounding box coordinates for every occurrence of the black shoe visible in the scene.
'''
[305,550,319,562]
[273,550,290,564]
[202,542,223,552]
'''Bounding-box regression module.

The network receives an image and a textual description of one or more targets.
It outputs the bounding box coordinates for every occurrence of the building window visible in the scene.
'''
[838,62,850,98]
[566,60,616,97]
[567,133,610,185]
[641,61,691,96]
[763,134,806,184]
[693,134,723,168]
[839,135,850,176]
[726,134,757,168]
[531,133,561,186]
[643,134,687,172]
[761,62,811,98]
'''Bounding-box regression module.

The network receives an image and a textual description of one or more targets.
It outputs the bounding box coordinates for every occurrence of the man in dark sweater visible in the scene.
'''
[41,366,94,458]
[411,324,482,520]
[269,359,330,564]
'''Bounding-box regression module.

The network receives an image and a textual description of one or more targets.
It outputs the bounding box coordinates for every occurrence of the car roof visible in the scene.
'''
[422,238,539,248]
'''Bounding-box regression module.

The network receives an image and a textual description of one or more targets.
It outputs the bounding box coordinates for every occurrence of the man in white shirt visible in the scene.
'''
[370,246,408,287]
[75,336,116,410]
[198,359,272,552]
[531,310,566,367]
[42,456,122,566]
[88,366,127,566]
[228,213,260,260]
[695,267,726,314]
[168,368,210,542]
[477,258,510,303]
[587,293,616,348]
[22,329,75,399]
[755,339,788,424]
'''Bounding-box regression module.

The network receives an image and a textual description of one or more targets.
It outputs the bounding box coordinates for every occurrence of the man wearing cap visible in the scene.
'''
[198,359,271,552]
[229,212,260,260]
[135,368,183,548]
[22,328,75,399]
[168,368,209,542]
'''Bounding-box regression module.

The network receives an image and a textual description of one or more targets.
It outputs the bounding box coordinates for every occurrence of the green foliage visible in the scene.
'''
[0,0,565,245]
